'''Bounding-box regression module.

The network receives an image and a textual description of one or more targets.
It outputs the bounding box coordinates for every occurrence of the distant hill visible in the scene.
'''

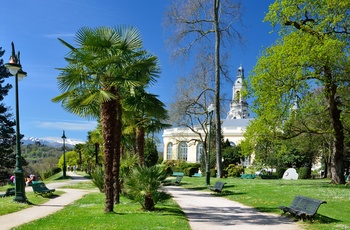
[21,137,84,148]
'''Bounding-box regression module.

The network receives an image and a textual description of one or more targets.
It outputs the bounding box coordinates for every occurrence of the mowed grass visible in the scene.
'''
[13,192,190,230]
[2,173,350,230]
[180,176,350,230]
[0,185,64,215]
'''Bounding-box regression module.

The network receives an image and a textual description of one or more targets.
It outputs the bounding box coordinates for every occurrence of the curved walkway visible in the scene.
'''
[165,186,301,230]
[0,172,92,230]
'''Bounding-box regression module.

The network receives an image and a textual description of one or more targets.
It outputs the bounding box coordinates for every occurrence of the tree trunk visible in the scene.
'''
[101,89,118,212]
[136,126,145,166]
[325,67,345,184]
[113,95,122,204]
[144,193,155,211]
[95,143,99,166]
[214,0,223,178]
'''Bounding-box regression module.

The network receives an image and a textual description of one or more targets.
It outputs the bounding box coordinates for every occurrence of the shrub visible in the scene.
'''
[276,167,287,178]
[42,167,61,180]
[210,169,216,177]
[90,166,104,192]
[188,167,198,177]
[225,164,244,177]
[123,165,168,211]
[298,167,311,179]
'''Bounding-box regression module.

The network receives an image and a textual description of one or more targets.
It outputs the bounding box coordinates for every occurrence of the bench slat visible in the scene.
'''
[209,182,226,193]
[279,195,326,219]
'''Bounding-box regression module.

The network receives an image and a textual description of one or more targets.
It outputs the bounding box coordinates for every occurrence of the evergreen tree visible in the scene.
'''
[0,46,16,176]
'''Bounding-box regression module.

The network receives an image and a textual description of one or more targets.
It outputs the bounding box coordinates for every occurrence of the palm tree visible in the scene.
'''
[52,26,160,212]
[123,87,169,166]
[87,124,103,166]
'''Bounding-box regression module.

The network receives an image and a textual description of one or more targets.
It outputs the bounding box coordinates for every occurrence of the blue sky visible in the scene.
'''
[1,0,277,142]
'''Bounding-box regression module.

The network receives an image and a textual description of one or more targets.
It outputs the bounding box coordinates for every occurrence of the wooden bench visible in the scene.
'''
[279,195,326,219]
[32,182,55,197]
[209,181,226,193]
[0,187,15,198]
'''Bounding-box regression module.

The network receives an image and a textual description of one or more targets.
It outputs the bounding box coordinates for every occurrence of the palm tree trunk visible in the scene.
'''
[113,95,122,204]
[136,126,145,166]
[101,87,118,212]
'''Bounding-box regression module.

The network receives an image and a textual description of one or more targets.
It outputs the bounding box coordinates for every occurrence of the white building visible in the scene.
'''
[163,65,253,165]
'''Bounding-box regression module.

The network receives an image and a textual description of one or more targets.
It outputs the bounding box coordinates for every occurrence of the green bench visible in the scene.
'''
[0,187,15,198]
[241,174,256,179]
[172,176,183,184]
[172,172,184,177]
[32,182,55,197]
[193,173,202,177]
[279,195,326,220]
[209,181,226,193]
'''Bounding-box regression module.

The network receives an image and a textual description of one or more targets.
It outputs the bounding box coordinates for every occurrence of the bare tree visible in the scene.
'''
[169,54,214,167]
[165,0,243,177]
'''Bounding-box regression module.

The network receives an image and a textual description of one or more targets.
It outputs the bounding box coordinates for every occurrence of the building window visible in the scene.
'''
[167,143,173,160]
[196,143,203,163]
[178,142,188,161]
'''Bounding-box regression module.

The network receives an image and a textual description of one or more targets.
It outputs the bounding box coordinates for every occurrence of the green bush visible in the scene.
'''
[276,167,287,178]
[210,169,216,177]
[90,166,104,192]
[42,167,61,180]
[225,164,244,177]
[298,167,311,179]
[123,165,168,211]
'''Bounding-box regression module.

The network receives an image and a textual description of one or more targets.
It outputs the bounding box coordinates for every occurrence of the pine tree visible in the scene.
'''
[0,46,16,178]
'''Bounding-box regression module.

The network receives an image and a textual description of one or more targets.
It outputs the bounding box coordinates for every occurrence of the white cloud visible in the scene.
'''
[36,120,97,131]
[44,33,75,38]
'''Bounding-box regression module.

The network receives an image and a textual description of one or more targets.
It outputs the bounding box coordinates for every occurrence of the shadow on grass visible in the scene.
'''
[55,175,72,181]
[215,191,246,197]
[313,214,340,224]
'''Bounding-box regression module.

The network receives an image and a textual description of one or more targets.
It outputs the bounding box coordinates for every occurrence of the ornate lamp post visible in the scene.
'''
[61,130,67,178]
[5,42,27,203]
[206,104,214,186]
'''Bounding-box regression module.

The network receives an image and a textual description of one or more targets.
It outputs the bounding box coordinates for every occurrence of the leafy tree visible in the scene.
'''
[123,87,168,166]
[247,1,350,184]
[0,46,16,177]
[53,26,160,211]
[222,140,243,169]
[165,0,243,178]
[144,138,158,167]
[57,150,79,170]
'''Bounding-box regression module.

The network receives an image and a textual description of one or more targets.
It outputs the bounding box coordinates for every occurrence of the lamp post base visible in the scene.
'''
[13,169,27,203]
[206,170,210,186]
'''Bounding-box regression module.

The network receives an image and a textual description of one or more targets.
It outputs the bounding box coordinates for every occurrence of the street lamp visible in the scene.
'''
[61,130,67,178]
[5,42,27,203]
[206,103,214,186]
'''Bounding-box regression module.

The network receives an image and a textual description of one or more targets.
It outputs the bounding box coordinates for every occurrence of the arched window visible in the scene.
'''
[178,142,188,161]
[196,143,204,163]
[167,143,173,160]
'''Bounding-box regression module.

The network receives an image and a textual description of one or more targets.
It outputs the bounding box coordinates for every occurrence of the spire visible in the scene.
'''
[227,65,249,119]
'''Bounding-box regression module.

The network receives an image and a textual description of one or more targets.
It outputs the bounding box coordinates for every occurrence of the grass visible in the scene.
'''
[179,176,350,230]
[2,173,350,229]
[13,192,190,230]
[0,186,64,216]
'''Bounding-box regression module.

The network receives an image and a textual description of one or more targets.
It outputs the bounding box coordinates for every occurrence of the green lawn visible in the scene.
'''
[2,175,350,229]
[13,192,190,230]
[180,176,350,230]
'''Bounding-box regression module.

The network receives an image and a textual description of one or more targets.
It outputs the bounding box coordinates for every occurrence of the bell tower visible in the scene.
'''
[227,65,249,119]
